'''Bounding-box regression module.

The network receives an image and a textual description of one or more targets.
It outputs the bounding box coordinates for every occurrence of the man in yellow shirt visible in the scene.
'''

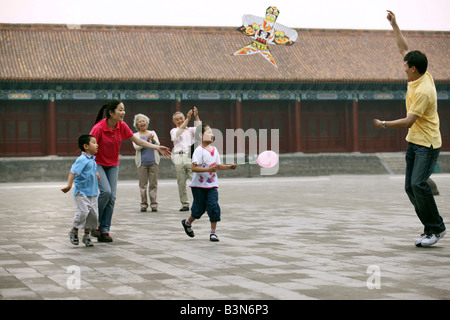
[374,11,446,247]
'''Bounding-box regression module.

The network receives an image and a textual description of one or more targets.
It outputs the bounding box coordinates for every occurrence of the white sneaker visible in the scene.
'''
[421,230,447,247]
[414,234,427,247]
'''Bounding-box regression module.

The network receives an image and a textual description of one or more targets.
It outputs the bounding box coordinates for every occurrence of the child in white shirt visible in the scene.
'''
[181,124,236,242]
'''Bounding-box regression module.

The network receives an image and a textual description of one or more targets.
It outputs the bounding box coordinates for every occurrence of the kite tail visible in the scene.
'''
[233,41,278,68]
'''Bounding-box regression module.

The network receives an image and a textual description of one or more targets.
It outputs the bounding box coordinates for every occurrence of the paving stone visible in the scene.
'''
[0,175,449,301]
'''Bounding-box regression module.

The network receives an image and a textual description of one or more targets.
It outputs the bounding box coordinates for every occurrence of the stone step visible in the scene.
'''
[376,153,406,174]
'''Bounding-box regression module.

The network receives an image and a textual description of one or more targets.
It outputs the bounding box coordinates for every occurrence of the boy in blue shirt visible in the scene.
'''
[61,135,100,247]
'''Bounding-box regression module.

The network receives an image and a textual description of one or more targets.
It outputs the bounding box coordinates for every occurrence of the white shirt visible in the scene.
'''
[189,145,221,189]
[170,127,196,153]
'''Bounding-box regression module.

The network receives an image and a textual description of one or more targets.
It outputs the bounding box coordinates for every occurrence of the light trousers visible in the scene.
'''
[173,154,193,207]
[138,164,158,210]
[73,193,98,230]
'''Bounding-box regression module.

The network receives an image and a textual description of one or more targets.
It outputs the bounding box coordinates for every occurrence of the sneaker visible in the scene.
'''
[181,219,194,237]
[180,206,190,212]
[69,229,79,245]
[210,233,219,242]
[90,228,100,238]
[414,234,427,247]
[82,236,94,247]
[98,233,113,242]
[421,230,447,247]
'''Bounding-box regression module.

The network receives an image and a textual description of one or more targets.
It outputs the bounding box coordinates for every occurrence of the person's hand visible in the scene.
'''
[230,164,237,170]
[61,185,71,193]
[373,119,383,129]
[147,133,154,143]
[193,106,198,118]
[386,10,397,27]
[158,145,172,159]
[186,109,193,121]
[208,165,218,172]
[97,172,101,180]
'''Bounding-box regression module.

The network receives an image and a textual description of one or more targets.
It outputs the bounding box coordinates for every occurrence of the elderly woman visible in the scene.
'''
[132,114,160,212]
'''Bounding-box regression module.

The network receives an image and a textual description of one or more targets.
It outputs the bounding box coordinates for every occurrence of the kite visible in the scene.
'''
[233,6,298,68]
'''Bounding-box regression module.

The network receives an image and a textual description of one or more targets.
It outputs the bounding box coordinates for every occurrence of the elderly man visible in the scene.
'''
[170,107,201,211]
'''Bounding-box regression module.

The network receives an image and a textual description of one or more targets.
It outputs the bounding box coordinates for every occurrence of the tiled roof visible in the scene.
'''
[0,23,449,83]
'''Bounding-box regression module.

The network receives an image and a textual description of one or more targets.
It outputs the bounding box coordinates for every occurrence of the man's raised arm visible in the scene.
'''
[387,10,409,58]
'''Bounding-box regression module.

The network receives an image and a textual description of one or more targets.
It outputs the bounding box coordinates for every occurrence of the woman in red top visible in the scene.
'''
[90,100,171,242]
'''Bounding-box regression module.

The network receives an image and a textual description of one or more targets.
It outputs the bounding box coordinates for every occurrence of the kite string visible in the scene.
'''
[235,161,257,166]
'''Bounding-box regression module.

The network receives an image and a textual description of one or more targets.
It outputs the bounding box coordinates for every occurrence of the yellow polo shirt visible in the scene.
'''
[406,72,442,148]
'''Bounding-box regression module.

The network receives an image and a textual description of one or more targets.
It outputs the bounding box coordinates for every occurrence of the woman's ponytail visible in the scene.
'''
[94,99,122,125]
[94,105,106,125]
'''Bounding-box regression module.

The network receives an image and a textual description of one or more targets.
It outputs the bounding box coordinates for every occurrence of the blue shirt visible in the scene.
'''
[140,135,156,166]
[70,152,98,196]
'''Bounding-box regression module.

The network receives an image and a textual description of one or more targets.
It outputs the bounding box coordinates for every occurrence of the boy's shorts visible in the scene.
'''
[73,194,98,229]
[190,187,221,222]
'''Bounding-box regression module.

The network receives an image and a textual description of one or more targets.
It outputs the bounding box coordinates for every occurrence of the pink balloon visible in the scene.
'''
[256,150,279,168]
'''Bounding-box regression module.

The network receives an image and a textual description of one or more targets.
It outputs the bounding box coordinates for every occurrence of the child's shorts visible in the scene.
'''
[73,193,98,229]
[190,187,221,222]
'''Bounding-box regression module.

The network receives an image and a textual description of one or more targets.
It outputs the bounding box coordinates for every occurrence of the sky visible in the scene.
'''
[0,0,449,31]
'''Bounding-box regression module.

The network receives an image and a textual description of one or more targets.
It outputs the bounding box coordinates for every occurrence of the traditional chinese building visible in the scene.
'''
[1,24,449,157]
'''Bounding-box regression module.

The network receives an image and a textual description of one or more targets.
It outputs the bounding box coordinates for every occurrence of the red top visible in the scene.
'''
[90,119,133,167]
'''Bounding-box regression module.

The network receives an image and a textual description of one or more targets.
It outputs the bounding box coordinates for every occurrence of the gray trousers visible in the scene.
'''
[138,164,159,210]
[73,193,98,230]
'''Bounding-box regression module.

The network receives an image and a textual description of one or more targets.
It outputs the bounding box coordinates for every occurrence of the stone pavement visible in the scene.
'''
[0,174,450,301]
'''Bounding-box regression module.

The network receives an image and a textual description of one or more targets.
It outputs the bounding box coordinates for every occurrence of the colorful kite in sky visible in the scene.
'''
[233,6,298,68]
